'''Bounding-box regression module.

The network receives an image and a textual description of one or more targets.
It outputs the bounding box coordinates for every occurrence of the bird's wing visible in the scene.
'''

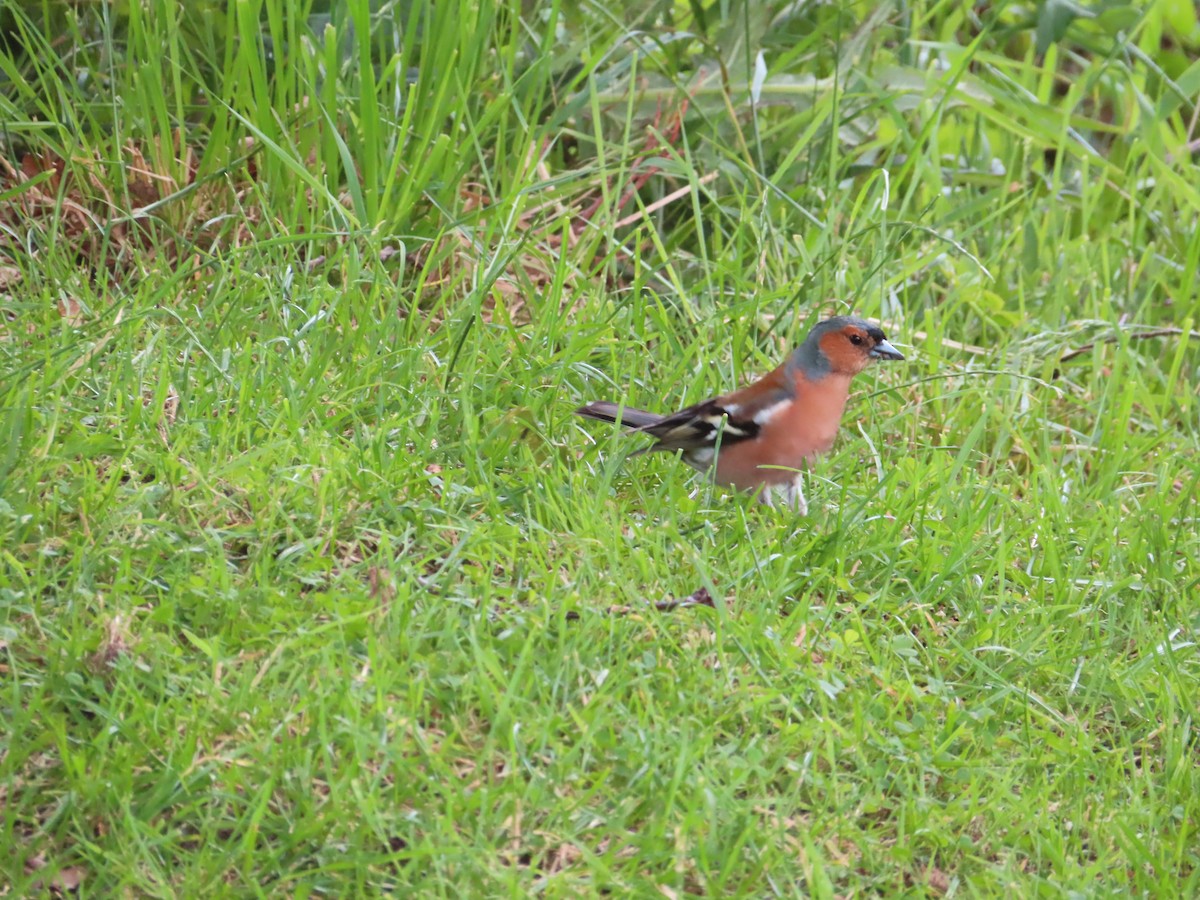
[634,365,794,454]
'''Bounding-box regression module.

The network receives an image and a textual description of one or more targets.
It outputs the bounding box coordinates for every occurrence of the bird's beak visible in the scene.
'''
[870,339,904,361]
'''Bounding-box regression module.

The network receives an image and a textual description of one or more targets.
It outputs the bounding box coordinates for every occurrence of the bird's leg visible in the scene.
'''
[756,479,808,514]
[768,475,807,515]
[757,481,807,514]
[789,475,808,516]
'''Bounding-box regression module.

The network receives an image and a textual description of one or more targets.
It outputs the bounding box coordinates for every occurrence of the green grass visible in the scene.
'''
[2,0,1199,895]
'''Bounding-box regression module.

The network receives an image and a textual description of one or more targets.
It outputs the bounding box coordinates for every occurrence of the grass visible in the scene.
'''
[1,0,1199,895]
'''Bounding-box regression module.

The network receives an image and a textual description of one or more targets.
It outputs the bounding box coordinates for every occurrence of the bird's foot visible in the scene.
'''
[758,478,807,516]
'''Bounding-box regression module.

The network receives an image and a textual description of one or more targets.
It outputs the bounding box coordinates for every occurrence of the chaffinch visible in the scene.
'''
[575,316,904,514]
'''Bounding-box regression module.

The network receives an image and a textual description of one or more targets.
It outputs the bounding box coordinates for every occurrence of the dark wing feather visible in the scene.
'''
[574,401,666,430]
[631,398,761,454]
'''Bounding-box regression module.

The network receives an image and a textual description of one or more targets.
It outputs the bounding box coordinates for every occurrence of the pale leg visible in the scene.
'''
[788,474,808,516]
[757,478,807,515]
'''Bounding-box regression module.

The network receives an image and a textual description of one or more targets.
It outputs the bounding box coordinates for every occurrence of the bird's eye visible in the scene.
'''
[849,334,864,345]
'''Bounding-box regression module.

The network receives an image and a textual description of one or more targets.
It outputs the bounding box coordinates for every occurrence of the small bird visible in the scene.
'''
[574,316,904,514]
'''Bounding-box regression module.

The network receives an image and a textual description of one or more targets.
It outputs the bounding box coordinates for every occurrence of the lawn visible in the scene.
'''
[1,0,1199,895]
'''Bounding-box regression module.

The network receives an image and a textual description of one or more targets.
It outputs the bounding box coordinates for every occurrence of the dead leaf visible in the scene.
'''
[57,296,85,326]
[23,855,86,895]
[367,567,396,610]
[162,385,180,425]
[125,143,165,210]
[926,865,950,895]
[540,842,583,875]
[89,614,132,671]
[51,866,86,893]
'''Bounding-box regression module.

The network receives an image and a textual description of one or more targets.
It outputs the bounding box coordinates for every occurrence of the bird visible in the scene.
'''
[574,316,904,514]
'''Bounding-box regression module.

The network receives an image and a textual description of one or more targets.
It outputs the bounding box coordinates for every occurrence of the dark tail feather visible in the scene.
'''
[574,401,664,429]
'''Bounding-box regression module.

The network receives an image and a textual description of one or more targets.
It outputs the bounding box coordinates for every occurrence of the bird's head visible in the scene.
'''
[792,316,905,378]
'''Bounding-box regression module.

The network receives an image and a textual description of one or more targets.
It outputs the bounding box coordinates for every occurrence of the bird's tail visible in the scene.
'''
[574,401,664,430]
